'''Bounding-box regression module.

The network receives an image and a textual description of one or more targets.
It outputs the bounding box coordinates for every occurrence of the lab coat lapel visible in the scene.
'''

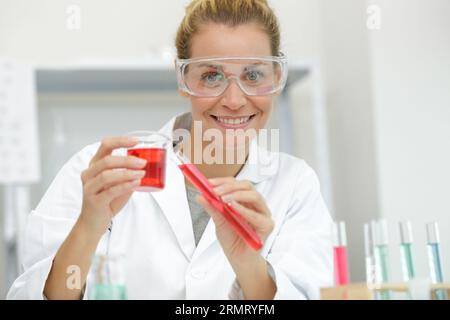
[150,114,196,261]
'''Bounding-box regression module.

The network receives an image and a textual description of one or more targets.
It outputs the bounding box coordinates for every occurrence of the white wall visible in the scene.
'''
[0,0,185,63]
[369,0,450,282]
[0,0,321,63]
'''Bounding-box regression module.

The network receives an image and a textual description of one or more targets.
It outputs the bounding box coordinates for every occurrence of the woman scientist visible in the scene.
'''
[8,0,333,300]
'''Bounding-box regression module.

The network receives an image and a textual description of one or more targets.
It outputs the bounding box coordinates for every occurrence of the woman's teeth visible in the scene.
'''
[215,116,251,125]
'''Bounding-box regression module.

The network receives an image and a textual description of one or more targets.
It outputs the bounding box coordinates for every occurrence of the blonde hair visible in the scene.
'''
[175,0,280,59]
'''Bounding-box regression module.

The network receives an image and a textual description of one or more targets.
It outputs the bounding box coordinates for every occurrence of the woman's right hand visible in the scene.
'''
[78,136,147,236]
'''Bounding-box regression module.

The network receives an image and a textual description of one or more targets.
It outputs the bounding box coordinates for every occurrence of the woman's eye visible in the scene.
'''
[245,70,263,82]
[201,72,224,83]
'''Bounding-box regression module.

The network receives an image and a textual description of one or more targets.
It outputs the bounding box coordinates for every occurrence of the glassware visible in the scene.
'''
[332,221,350,286]
[89,254,127,300]
[426,222,447,300]
[364,223,377,285]
[126,131,170,192]
[373,219,391,300]
[399,221,416,281]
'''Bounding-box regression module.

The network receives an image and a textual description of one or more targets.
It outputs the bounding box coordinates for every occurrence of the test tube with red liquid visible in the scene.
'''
[126,131,170,192]
[333,221,350,286]
[172,147,263,251]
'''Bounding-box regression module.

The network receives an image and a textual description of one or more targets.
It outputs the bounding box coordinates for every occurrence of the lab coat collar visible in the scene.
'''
[151,112,278,261]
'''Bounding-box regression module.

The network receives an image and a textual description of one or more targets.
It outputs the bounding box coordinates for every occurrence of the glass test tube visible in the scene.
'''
[373,219,391,300]
[172,146,263,250]
[426,222,447,300]
[333,221,350,286]
[364,223,377,285]
[399,221,416,281]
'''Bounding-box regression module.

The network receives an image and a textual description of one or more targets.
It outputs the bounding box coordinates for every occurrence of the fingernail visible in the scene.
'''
[132,179,141,186]
[230,200,239,208]
[132,170,146,177]
[221,194,233,203]
[213,186,224,194]
[209,178,219,185]
[133,158,147,166]
[129,137,139,143]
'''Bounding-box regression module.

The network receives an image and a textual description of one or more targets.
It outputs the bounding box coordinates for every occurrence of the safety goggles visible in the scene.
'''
[175,54,288,97]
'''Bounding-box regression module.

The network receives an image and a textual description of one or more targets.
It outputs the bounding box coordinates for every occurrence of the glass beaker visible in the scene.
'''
[89,254,127,300]
[126,131,171,192]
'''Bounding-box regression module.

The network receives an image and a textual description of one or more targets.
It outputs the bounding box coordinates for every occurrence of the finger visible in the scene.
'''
[212,179,254,196]
[84,155,147,181]
[208,177,235,186]
[98,179,141,203]
[221,191,270,215]
[90,136,139,164]
[196,195,225,225]
[228,200,266,228]
[100,169,145,191]
[85,169,146,195]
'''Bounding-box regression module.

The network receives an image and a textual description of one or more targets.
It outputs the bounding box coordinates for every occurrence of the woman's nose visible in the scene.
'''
[220,79,247,110]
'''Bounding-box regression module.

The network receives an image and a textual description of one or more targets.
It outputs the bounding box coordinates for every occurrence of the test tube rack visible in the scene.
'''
[320,282,450,300]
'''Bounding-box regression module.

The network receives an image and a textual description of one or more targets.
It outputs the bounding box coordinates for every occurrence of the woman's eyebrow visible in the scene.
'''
[197,60,265,68]
[195,62,267,75]
[244,62,265,68]
[197,63,223,69]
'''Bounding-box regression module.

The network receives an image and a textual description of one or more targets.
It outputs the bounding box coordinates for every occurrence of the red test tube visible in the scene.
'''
[333,221,350,286]
[173,148,263,251]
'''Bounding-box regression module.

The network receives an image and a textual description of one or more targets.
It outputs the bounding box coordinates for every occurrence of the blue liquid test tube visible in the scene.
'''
[426,222,447,300]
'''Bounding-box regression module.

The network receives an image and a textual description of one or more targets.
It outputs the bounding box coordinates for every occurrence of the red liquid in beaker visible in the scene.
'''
[127,148,166,192]
[179,163,263,250]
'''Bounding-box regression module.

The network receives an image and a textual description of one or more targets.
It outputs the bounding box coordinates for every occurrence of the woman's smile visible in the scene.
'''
[209,113,257,130]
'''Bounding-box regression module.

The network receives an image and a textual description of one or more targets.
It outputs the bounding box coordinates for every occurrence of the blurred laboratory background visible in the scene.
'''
[1,0,449,298]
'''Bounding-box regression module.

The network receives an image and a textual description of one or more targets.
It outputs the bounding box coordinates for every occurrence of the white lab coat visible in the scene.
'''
[7,112,333,300]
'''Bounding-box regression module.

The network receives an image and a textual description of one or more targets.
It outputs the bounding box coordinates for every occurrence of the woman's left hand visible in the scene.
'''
[196,177,274,264]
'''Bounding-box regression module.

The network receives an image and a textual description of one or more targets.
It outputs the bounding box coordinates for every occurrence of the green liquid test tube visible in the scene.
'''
[373,220,391,300]
[399,221,416,281]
